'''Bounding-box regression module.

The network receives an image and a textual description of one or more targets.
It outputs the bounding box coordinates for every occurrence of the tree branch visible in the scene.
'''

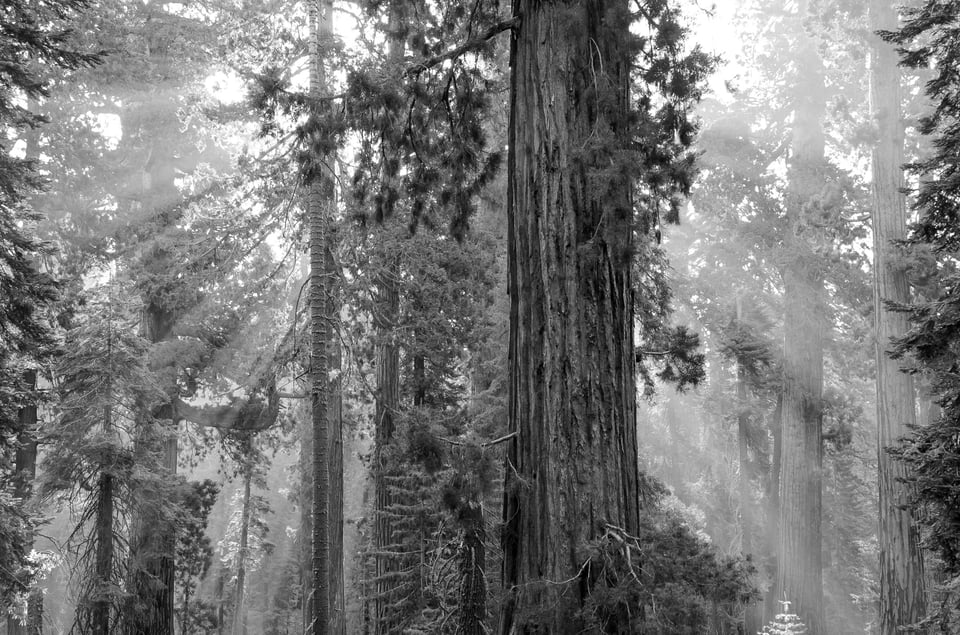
[175,395,278,432]
[405,17,520,76]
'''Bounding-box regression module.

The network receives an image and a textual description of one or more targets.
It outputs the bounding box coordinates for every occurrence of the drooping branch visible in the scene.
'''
[405,17,520,76]
[174,388,279,432]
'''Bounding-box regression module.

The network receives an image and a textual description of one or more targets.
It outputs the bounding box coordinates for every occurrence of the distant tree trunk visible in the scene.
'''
[328,281,344,635]
[776,3,826,631]
[412,355,425,407]
[92,398,115,635]
[181,582,190,635]
[736,300,761,635]
[231,468,252,635]
[499,1,640,632]
[373,258,400,635]
[216,566,227,635]
[869,0,927,630]
[8,370,41,635]
[372,8,404,630]
[764,394,782,624]
[308,0,336,631]
[301,388,313,633]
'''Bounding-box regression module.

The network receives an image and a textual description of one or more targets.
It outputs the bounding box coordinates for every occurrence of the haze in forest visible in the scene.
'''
[1,1,958,634]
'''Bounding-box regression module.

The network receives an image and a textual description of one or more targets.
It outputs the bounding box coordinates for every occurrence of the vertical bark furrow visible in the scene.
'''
[500,2,639,632]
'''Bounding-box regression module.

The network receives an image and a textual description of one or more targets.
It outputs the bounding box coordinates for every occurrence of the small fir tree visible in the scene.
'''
[760,601,808,634]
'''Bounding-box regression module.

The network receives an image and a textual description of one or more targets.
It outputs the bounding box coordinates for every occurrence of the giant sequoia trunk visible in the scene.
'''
[869,0,926,630]
[776,10,826,632]
[499,1,640,632]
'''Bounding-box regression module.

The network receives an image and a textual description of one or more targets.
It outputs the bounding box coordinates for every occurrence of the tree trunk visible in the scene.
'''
[328,270,344,635]
[301,379,314,633]
[776,6,826,630]
[499,2,640,632]
[764,394,782,625]
[92,400,115,635]
[373,258,400,635]
[308,0,336,631]
[736,299,761,634]
[459,504,487,635]
[372,8,404,629]
[231,468,252,635]
[869,0,927,630]
[181,584,190,635]
[412,355,425,407]
[8,370,40,635]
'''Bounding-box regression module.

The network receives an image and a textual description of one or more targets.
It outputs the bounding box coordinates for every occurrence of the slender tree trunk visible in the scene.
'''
[8,370,40,635]
[412,355,425,407]
[499,2,640,632]
[869,0,927,630]
[231,468,252,635]
[776,5,826,630]
[181,584,190,635]
[736,300,762,634]
[300,374,314,632]
[92,396,115,635]
[9,104,43,635]
[372,8,404,629]
[764,394,783,624]
[373,259,400,635]
[308,0,336,631]
[328,276,344,635]
[217,567,227,635]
